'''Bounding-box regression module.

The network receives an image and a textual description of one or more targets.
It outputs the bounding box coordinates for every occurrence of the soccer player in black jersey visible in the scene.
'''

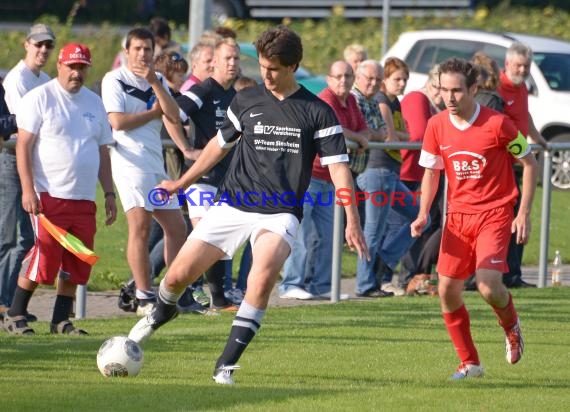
[128,26,369,385]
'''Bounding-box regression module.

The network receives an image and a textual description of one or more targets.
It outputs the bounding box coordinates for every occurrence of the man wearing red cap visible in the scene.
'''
[2,43,117,335]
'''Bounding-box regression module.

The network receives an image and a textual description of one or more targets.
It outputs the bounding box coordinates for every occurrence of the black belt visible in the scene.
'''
[1,147,16,155]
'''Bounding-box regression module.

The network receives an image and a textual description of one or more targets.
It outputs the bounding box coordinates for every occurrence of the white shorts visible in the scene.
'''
[186,183,217,219]
[189,203,299,258]
[113,171,182,212]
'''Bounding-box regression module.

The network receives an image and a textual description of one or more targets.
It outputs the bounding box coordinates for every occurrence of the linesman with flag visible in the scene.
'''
[2,43,117,336]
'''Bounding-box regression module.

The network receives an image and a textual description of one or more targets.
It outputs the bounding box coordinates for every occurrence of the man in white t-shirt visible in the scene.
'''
[2,43,117,335]
[101,28,187,316]
[0,24,56,321]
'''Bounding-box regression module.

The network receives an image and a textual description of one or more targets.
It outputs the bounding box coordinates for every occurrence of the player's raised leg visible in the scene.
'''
[128,238,225,344]
[476,268,523,364]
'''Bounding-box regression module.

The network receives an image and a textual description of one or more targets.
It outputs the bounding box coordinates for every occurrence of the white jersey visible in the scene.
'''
[16,79,113,201]
[101,66,169,174]
[3,60,50,113]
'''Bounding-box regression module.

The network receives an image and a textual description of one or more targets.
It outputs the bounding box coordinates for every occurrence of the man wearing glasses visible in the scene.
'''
[0,24,56,321]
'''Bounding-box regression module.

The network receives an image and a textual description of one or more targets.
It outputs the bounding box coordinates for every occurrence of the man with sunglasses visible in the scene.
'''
[0,24,55,321]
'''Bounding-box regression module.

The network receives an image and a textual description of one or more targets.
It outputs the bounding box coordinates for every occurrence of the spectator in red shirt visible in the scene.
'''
[497,42,547,289]
[279,60,369,300]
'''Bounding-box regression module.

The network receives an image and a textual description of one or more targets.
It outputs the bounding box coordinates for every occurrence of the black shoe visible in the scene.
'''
[25,312,38,322]
[510,279,536,288]
[356,288,394,298]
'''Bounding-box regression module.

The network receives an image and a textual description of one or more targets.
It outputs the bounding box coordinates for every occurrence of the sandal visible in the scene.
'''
[2,315,35,335]
[50,320,88,335]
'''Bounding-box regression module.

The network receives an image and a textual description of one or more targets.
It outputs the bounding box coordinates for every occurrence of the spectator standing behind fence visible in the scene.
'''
[226,76,258,300]
[373,57,422,296]
[279,61,369,301]
[175,37,241,312]
[127,26,369,385]
[395,64,445,291]
[149,17,182,58]
[180,42,215,92]
[472,51,504,112]
[344,44,368,74]
[0,24,56,322]
[101,28,187,317]
[0,82,21,320]
[3,43,117,335]
[411,57,536,379]
[498,42,547,289]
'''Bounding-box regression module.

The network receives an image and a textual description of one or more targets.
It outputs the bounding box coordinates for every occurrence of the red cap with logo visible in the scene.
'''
[58,43,92,66]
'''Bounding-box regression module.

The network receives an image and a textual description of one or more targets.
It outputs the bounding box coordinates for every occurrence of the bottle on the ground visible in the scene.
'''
[552,250,562,287]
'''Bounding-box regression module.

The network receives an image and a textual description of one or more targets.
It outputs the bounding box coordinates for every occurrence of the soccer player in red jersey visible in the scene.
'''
[411,58,537,379]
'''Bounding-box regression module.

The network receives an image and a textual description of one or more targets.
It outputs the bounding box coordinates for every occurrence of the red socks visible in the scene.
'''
[492,293,518,331]
[443,305,480,365]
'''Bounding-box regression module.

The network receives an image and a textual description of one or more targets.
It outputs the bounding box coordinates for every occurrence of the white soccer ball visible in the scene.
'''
[97,336,143,377]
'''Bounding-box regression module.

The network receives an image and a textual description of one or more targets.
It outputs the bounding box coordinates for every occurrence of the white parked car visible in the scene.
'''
[383,29,570,189]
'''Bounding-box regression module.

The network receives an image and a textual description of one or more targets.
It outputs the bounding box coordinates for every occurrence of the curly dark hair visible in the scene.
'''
[438,57,479,89]
[255,26,302,70]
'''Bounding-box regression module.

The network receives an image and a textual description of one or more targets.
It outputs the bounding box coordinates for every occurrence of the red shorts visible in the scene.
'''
[21,193,97,286]
[437,206,513,279]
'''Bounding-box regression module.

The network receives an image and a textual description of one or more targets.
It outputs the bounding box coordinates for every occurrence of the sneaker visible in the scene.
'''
[505,318,524,364]
[128,305,178,345]
[213,364,241,385]
[451,363,484,380]
[178,301,219,316]
[193,287,210,307]
[355,288,394,298]
[381,283,406,297]
[279,286,314,300]
[314,292,350,300]
[136,300,156,317]
[225,288,245,305]
[2,314,35,335]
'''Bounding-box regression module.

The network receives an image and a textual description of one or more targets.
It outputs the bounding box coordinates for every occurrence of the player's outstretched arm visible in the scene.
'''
[328,162,370,261]
[157,135,230,194]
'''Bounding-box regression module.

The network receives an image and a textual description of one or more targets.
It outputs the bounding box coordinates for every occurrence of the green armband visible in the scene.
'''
[507,131,530,158]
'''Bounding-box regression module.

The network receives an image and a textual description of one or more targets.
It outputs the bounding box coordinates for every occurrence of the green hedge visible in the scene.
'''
[0,4,569,87]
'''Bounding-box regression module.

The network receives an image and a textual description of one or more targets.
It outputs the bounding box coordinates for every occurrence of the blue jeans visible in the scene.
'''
[355,168,407,294]
[378,181,424,284]
[235,242,252,291]
[280,178,334,296]
[0,151,34,306]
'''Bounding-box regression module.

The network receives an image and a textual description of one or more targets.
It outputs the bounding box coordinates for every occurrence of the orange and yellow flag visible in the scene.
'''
[38,213,99,266]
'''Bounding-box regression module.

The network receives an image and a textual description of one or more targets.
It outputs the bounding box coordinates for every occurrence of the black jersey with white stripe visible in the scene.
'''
[215,84,348,219]
[177,77,236,186]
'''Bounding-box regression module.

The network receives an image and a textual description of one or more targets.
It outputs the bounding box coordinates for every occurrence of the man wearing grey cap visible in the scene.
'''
[0,23,55,321]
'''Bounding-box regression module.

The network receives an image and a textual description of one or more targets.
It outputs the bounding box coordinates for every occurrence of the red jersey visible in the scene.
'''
[497,70,529,136]
[420,105,519,214]
[401,90,438,182]
[314,87,367,182]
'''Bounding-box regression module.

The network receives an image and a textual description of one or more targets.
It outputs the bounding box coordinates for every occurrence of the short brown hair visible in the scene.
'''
[438,58,479,88]
[255,26,302,69]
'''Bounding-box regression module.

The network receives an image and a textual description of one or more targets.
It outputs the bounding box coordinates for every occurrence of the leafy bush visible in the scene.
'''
[1,4,570,83]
